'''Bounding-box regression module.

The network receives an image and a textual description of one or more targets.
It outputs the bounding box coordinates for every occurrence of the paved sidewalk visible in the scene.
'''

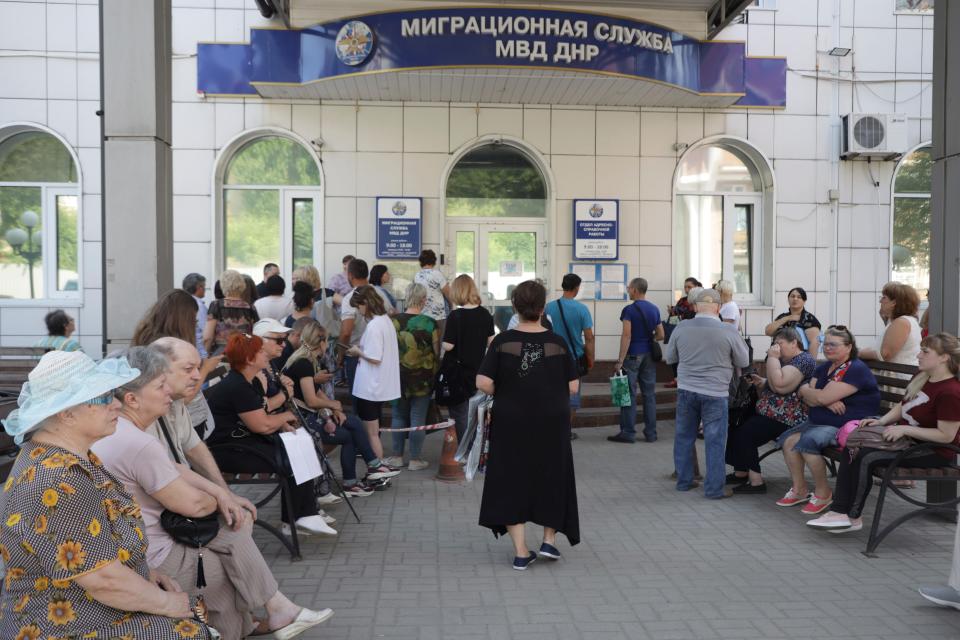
[248,423,959,640]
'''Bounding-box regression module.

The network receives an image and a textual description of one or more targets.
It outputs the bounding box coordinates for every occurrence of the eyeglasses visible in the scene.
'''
[85,391,115,406]
[822,342,845,349]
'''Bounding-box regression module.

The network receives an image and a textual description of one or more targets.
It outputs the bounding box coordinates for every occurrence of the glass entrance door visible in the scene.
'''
[447,223,544,331]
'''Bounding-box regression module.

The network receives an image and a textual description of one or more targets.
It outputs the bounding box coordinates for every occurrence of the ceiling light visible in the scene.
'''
[828,47,852,57]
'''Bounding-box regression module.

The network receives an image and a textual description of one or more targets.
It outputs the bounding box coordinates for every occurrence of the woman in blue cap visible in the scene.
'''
[0,351,215,639]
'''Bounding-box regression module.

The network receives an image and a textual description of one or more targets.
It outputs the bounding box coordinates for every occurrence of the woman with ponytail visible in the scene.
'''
[806,332,960,533]
[282,320,400,497]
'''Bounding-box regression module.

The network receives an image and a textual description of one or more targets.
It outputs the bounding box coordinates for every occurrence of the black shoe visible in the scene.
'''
[732,482,767,494]
[726,472,748,485]
[644,436,657,443]
[607,434,635,444]
[570,432,579,441]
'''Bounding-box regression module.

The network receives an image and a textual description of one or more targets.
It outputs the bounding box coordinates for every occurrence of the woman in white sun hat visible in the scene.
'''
[0,351,216,639]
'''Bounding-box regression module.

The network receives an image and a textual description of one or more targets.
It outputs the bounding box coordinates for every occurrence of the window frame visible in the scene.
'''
[214,129,324,286]
[0,125,82,305]
[889,141,932,296]
[673,139,771,306]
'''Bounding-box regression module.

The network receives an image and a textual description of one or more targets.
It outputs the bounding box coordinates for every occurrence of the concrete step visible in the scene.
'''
[579,382,676,408]
[573,404,676,429]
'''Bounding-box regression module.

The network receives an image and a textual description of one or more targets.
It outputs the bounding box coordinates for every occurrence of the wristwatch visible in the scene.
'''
[190,594,209,624]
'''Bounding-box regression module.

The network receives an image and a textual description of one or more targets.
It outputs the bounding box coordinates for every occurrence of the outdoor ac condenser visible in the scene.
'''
[840,113,908,160]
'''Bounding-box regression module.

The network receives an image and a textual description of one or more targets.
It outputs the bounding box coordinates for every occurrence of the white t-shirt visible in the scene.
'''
[341,286,395,346]
[353,313,401,402]
[720,301,740,330]
[254,295,294,321]
[414,268,447,321]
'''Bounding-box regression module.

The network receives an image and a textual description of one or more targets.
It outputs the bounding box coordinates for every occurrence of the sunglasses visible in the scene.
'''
[264,336,286,346]
[85,391,115,406]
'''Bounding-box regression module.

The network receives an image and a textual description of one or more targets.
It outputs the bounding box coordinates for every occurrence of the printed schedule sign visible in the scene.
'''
[376,197,422,259]
[568,262,628,300]
[573,199,618,260]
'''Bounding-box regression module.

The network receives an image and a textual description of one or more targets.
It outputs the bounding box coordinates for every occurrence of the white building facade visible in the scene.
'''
[0,0,935,359]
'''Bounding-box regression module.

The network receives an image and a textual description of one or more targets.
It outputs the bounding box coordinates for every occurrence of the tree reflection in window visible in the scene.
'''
[446,144,546,217]
[0,131,79,299]
[892,146,932,295]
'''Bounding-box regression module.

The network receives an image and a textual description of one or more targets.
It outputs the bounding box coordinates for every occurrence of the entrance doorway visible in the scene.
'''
[446,222,546,331]
[442,139,551,329]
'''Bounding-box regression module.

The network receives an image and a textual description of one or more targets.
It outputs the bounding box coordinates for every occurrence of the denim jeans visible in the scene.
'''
[447,399,470,443]
[391,395,432,459]
[674,389,728,498]
[619,354,657,441]
[318,414,378,484]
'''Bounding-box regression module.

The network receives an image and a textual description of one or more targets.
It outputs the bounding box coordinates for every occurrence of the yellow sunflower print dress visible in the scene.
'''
[0,441,210,640]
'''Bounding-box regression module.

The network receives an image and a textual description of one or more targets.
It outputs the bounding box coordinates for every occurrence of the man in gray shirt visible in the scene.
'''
[665,288,750,499]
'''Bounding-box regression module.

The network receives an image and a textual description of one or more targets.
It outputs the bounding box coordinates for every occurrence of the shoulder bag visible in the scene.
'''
[635,301,663,362]
[555,299,589,377]
[157,417,220,589]
[434,309,470,407]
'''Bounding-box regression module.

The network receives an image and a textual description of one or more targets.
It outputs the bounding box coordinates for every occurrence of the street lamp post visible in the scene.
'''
[4,210,41,299]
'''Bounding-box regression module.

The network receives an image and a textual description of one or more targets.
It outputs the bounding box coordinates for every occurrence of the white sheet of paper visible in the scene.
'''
[576,282,596,299]
[572,264,596,281]
[600,265,625,282]
[278,428,323,485]
[601,282,626,299]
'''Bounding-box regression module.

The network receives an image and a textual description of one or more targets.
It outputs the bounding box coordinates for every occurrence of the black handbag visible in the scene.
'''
[435,310,470,407]
[634,301,663,362]
[555,299,589,377]
[157,417,219,589]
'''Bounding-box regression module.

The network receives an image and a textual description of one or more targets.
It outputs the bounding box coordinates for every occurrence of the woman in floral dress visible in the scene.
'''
[0,351,213,639]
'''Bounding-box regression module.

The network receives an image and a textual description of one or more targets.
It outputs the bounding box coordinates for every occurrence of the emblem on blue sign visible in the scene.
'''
[589,203,604,218]
[335,21,374,66]
[391,201,407,216]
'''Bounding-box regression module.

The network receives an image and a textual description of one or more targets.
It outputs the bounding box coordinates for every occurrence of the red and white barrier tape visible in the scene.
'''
[378,419,455,433]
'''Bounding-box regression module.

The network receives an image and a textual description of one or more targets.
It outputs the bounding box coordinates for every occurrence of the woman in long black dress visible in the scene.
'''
[476,280,580,570]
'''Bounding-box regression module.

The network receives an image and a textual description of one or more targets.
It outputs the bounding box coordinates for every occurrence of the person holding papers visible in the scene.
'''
[283,319,401,497]
[203,333,334,537]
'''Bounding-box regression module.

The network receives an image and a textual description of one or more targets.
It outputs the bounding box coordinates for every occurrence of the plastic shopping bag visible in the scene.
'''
[610,370,631,407]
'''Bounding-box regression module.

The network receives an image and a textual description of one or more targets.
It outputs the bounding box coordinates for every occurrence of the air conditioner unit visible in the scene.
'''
[840,113,908,160]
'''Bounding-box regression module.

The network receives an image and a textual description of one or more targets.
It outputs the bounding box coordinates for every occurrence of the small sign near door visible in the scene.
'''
[499,260,524,277]
[376,197,422,259]
[573,199,618,260]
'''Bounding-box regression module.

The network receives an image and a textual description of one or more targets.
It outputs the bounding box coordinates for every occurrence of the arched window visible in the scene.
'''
[0,130,79,300]
[445,144,546,218]
[674,144,765,300]
[891,145,931,296]
[222,135,321,281]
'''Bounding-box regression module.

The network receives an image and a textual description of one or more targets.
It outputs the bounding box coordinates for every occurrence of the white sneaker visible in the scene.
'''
[366,464,401,480]
[407,459,429,471]
[383,456,405,467]
[316,492,343,506]
[319,509,336,525]
[285,516,338,536]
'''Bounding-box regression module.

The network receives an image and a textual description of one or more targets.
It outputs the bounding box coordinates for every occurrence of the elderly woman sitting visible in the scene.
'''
[775,326,880,515]
[90,347,331,640]
[725,326,817,493]
[0,351,213,639]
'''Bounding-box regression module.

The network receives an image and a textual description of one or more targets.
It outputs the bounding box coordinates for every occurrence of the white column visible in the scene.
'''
[101,0,173,348]
[929,0,960,336]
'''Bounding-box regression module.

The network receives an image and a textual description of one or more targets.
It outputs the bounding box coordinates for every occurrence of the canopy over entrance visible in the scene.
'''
[198,6,785,108]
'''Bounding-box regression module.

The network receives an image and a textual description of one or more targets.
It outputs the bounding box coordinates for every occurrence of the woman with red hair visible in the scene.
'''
[204,334,333,536]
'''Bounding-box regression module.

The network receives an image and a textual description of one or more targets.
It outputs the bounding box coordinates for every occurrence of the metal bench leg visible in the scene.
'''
[927,479,959,522]
[863,477,891,557]
[279,476,302,561]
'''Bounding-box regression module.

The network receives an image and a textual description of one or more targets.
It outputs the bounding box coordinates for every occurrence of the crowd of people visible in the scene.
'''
[3,249,960,635]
